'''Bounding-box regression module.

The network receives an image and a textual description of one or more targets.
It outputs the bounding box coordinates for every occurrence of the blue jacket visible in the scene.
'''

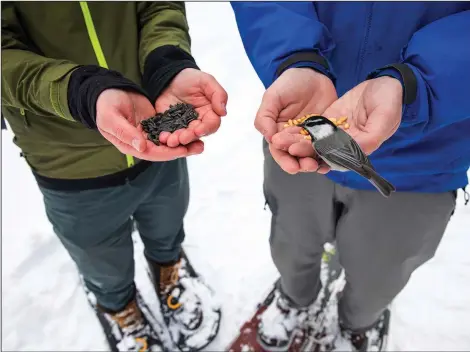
[232,2,470,193]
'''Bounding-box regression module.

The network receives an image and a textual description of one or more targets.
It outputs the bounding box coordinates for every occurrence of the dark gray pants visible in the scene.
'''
[40,159,189,312]
[263,142,457,331]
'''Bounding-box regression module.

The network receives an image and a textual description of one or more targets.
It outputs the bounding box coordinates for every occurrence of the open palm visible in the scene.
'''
[96,89,204,161]
[154,68,228,147]
[260,68,337,174]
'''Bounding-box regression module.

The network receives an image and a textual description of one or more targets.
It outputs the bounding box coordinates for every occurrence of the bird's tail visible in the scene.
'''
[363,165,396,197]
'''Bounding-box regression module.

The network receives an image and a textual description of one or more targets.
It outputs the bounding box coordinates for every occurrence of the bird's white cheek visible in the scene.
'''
[310,125,335,140]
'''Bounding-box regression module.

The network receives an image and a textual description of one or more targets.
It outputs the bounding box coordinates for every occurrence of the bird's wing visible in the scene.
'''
[314,130,371,172]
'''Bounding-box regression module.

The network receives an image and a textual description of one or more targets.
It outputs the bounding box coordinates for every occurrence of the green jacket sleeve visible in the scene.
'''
[1,2,79,120]
[137,1,192,73]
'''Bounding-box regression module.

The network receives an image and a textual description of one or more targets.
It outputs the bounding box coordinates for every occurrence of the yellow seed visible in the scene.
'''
[300,129,308,135]
[284,124,289,128]
[293,120,299,125]
[329,117,337,124]
[338,116,348,125]
[304,135,312,140]
[288,119,294,126]
[344,123,350,129]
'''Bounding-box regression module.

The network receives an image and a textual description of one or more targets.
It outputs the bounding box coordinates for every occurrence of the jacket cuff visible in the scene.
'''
[67,66,149,129]
[48,64,81,122]
[142,45,199,104]
[275,50,336,84]
[367,63,418,105]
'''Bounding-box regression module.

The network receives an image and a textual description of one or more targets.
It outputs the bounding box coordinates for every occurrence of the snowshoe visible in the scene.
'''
[146,249,221,351]
[227,243,342,352]
[81,279,167,352]
[256,283,310,351]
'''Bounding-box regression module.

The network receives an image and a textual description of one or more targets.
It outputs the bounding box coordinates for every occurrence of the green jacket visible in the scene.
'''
[1,1,192,180]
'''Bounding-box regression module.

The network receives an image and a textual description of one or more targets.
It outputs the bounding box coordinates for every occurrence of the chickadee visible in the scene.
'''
[299,115,395,197]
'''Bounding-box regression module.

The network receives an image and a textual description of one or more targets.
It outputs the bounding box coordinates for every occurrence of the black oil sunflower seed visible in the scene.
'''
[140,103,199,145]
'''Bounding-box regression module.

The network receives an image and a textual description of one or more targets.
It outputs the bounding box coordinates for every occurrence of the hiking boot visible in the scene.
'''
[146,249,221,351]
[340,328,368,351]
[339,309,390,352]
[257,287,308,350]
[98,295,161,351]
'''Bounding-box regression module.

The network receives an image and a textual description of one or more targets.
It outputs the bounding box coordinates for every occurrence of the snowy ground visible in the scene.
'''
[2,3,470,351]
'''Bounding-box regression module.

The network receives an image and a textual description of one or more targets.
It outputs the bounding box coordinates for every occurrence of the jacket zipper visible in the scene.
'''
[79,1,135,169]
[355,2,374,83]
[20,108,30,127]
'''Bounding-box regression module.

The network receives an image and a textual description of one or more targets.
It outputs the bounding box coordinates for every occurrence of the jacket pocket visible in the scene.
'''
[1,106,29,135]
[263,182,278,215]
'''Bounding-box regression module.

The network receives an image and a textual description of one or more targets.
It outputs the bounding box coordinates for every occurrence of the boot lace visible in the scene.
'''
[110,300,148,350]
[160,260,180,292]
[160,260,183,310]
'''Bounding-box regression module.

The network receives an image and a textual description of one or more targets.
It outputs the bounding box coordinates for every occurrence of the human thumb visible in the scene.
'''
[255,91,280,142]
[202,74,228,117]
[99,112,147,153]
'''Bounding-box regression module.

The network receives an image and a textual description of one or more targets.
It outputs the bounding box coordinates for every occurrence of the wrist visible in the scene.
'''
[375,75,404,98]
[68,66,148,129]
[142,45,199,104]
[367,63,417,105]
[276,50,336,84]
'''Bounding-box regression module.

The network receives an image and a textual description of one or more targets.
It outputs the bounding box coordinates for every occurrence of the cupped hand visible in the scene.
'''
[273,76,403,171]
[154,68,228,147]
[282,76,403,164]
[257,67,337,174]
[325,76,403,155]
[96,89,204,162]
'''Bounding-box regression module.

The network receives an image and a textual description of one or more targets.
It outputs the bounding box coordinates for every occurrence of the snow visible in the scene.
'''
[1,2,470,351]
[257,290,307,343]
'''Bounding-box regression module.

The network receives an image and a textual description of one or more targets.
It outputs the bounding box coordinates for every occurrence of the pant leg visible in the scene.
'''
[39,171,154,312]
[263,140,338,306]
[133,158,190,264]
[335,187,457,331]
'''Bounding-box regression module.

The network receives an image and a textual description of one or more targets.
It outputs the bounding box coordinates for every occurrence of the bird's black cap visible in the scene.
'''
[298,115,337,129]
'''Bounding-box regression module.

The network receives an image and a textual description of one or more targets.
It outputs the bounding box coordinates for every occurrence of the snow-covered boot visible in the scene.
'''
[257,287,309,351]
[339,308,390,352]
[339,328,368,351]
[146,249,221,351]
[97,294,162,351]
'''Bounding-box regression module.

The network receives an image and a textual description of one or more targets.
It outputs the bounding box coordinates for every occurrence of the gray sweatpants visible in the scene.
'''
[40,159,189,312]
[263,141,457,331]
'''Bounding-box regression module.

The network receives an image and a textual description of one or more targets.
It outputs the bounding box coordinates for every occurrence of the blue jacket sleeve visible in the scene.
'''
[371,10,470,133]
[231,2,336,88]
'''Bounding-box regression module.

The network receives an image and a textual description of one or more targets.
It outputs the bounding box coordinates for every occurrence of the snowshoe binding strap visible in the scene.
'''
[134,337,148,352]
[167,292,183,310]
